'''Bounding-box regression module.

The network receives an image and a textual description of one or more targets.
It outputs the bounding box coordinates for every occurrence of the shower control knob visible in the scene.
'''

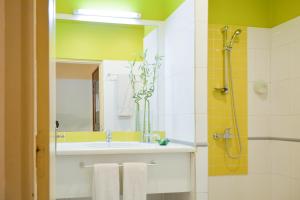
[213,128,232,140]
[214,87,229,94]
[213,133,223,140]
[224,128,232,138]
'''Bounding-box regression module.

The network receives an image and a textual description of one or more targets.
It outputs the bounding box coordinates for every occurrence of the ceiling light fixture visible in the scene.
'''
[73,9,142,19]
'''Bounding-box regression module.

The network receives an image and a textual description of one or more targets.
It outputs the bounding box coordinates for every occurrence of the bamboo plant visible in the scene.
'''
[128,50,163,142]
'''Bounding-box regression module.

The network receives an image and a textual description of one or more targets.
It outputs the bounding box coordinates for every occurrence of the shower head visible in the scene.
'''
[229,29,242,48]
[234,29,242,35]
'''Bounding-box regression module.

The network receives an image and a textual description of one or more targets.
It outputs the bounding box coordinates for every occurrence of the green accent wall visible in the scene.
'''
[164,0,186,19]
[57,0,185,20]
[270,0,300,27]
[56,20,144,60]
[209,0,271,27]
[56,0,185,60]
[209,0,300,28]
[144,26,157,37]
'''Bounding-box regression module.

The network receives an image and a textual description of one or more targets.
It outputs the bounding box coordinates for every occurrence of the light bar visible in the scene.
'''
[73,9,142,19]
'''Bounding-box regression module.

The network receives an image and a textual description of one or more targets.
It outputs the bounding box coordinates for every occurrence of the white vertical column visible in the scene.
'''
[194,0,209,199]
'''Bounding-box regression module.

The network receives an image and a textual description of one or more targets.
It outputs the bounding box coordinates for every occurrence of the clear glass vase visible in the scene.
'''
[142,99,151,143]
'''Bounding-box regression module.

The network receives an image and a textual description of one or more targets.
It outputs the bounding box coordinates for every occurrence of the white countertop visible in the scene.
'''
[56,142,195,155]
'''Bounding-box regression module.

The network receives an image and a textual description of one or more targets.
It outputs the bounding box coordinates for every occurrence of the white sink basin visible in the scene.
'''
[56,141,195,155]
[84,142,157,148]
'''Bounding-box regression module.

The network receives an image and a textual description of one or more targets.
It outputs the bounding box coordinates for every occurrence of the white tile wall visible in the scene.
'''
[196,192,208,200]
[270,116,299,138]
[247,27,271,138]
[269,17,300,200]
[271,141,292,177]
[164,0,195,143]
[248,83,270,116]
[248,115,270,137]
[270,45,292,81]
[248,141,272,174]
[291,179,300,200]
[195,147,208,193]
[195,68,208,115]
[248,49,270,82]
[248,28,271,49]
[271,175,292,200]
[270,17,300,140]
[270,80,292,115]
[291,78,300,115]
[209,141,272,200]
[271,141,300,200]
[195,0,209,199]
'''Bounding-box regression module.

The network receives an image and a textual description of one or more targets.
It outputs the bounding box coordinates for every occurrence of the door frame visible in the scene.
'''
[36,0,56,199]
[1,0,35,199]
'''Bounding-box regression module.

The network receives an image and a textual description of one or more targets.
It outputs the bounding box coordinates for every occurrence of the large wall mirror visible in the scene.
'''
[55,22,163,136]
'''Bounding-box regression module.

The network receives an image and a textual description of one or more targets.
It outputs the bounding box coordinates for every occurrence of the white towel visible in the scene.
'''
[123,163,147,200]
[117,74,133,117]
[92,163,120,200]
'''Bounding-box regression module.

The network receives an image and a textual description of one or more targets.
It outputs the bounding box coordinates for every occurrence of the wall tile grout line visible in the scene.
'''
[248,136,300,143]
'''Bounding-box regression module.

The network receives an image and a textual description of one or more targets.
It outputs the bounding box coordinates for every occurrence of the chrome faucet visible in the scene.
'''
[213,128,232,140]
[105,129,112,143]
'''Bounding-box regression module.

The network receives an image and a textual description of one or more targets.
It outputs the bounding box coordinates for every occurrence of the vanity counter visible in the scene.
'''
[56,141,195,155]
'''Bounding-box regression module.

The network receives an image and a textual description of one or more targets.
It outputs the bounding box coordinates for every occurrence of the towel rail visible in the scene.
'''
[79,161,158,168]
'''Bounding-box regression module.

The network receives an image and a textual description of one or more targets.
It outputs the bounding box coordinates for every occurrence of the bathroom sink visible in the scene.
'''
[56,141,195,155]
[84,142,157,148]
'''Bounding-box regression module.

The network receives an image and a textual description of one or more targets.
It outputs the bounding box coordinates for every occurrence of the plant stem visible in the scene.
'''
[143,98,147,141]
[147,99,151,134]
[135,103,140,132]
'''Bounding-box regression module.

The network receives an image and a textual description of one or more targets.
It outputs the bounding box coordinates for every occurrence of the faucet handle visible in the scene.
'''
[213,128,232,140]
[223,128,232,139]
[144,133,161,143]
[105,129,112,143]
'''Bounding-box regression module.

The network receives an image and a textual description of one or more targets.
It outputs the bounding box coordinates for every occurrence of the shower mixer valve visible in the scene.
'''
[214,87,229,94]
[213,128,233,140]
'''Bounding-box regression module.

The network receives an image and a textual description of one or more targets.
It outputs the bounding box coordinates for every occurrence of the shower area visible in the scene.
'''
[207,1,300,200]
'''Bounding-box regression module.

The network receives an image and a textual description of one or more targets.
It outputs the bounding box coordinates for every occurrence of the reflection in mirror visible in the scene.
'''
[55,23,164,142]
[92,67,100,131]
[56,61,103,132]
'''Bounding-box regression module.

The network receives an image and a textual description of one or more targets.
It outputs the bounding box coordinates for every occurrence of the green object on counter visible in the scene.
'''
[158,138,170,146]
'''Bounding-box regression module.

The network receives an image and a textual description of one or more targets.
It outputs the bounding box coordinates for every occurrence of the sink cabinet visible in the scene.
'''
[56,152,192,199]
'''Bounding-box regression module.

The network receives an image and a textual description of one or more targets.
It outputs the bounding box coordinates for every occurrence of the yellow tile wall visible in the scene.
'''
[208,24,248,176]
[56,131,166,143]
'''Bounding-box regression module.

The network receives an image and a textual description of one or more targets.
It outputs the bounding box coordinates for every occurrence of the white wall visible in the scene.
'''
[103,59,163,132]
[270,17,300,200]
[144,28,158,63]
[248,28,271,139]
[102,60,134,131]
[194,0,209,199]
[143,29,164,131]
[164,0,195,143]
[56,79,93,131]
